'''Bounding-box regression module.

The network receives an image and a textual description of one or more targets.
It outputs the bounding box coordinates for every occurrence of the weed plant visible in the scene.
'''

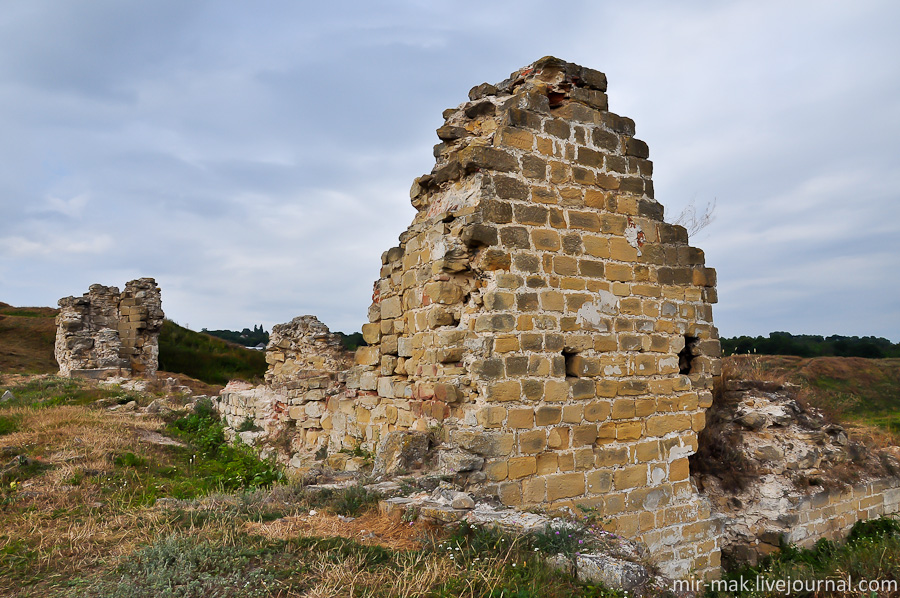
[79,535,276,598]
[530,524,591,558]
[0,376,141,409]
[236,417,258,433]
[306,484,381,517]
[167,399,283,491]
[427,523,625,598]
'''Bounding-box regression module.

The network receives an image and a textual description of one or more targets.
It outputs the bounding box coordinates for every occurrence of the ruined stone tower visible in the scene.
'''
[218,57,724,578]
[339,57,723,577]
[55,278,164,379]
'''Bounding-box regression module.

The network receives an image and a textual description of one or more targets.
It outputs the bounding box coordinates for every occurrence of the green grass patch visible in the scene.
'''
[714,516,900,597]
[0,414,19,435]
[79,534,277,598]
[158,320,267,386]
[166,399,283,493]
[294,535,396,566]
[0,537,39,581]
[73,524,624,598]
[1,456,53,502]
[427,523,624,598]
[0,376,141,410]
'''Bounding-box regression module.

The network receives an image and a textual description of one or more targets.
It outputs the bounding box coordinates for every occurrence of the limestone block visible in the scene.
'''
[547,472,585,501]
[373,431,430,476]
[452,430,515,457]
[575,554,649,593]
[355,346,380,366]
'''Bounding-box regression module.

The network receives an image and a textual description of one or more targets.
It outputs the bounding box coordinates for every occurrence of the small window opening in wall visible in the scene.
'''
[679,336,699,375]
[562,349,579,377]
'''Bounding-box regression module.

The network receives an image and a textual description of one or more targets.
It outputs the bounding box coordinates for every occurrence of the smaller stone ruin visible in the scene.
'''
[55,278,164,379]
[217,316,355,461]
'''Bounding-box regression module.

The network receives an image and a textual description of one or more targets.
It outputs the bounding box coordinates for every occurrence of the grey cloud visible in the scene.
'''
[1,0,898,341]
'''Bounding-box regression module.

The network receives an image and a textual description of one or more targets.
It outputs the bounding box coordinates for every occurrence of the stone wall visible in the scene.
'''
[55,278,164,379]
[216,315,355,460]
[212,57,900,580]
[720,479,900,565]
[344,56,721,579]
[790,480,900,547]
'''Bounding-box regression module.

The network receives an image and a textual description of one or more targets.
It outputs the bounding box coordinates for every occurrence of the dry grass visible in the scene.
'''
[244,510,436,551]
[0,406,178,592]
[298,551,514,598]
[2,404,164,466]
[0,394,537,597]
[722,354,794,385]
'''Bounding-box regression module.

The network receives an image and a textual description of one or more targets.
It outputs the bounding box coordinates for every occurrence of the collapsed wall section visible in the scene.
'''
[695,377,900,567]
[209,57,900,581]
[342,57,723,578]
[55,278,164,379]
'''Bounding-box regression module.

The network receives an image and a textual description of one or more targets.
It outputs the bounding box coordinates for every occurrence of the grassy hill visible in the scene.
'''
[0,303,59,374]
[0,302,266,385]
[158,320,267,385]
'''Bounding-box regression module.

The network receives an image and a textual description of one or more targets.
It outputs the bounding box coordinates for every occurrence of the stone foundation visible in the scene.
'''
[696,378,900,567]
[791,480,900,546]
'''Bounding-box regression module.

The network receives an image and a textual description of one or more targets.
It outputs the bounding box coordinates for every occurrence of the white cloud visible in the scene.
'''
[42,193,90,218]
[0,233,113,257]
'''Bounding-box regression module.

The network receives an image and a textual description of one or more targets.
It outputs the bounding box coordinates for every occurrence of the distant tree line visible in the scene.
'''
[200,325,367,352]
[337,331,366,351]
[202,325,269,348]
[720,332,900,359]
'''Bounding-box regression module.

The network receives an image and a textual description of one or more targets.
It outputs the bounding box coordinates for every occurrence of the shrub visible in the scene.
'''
[168,400,282,491]
[306,484,380,517]
[80,535,275,598]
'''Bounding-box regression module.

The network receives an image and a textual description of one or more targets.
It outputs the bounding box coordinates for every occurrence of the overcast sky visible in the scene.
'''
[1,0,898,341]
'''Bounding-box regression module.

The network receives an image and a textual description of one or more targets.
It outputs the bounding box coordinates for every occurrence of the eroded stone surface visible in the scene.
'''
[210,56,730,579]
[55,278,164,379]
[696,379,900,567]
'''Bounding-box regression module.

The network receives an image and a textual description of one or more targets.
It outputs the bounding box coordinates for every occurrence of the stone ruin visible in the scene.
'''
[696,377,900,567]
[215,57,900,579]
[217,57,721,578]
[55,278,164,379]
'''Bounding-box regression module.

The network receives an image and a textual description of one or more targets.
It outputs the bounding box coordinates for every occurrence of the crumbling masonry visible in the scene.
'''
[354,57,722,578]
[55,278,164,379]
[217,57,724,578]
